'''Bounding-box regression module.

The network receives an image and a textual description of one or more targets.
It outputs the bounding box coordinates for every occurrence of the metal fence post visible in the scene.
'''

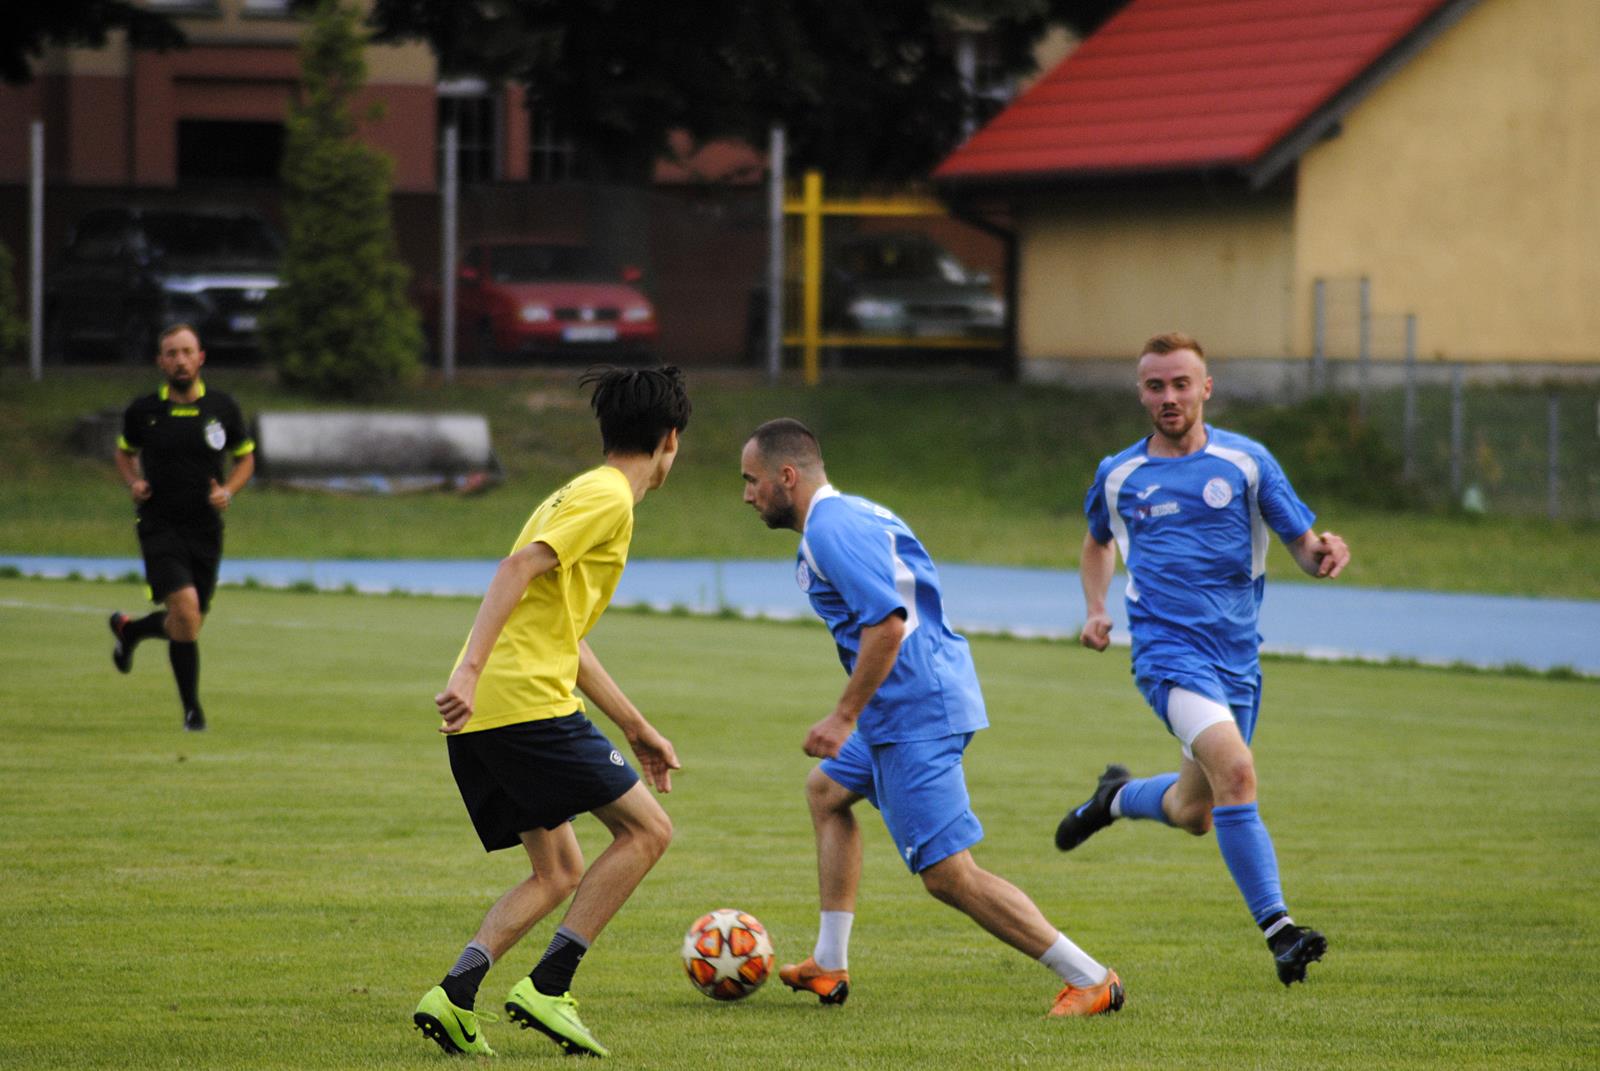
[29,120,44,381]
[765,125,785,383]
[1547,393,1560,521]
[440,122,458,384]
[800,170,823,387]
[1311,278,1325,394]
[1449,365,1465,497]
[1357,275,1371,419]
[1402,313,1417,482]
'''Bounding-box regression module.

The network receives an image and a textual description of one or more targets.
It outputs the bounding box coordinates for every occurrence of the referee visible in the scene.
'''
[109,323,255,731]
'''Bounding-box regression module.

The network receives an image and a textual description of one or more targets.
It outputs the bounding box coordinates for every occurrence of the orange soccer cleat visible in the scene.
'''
[778,956,850,1006]
[1048,969,1124,1017]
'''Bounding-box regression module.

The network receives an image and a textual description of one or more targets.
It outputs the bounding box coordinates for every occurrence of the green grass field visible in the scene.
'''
[3,367,1597,598]
[2,576,1595,1070]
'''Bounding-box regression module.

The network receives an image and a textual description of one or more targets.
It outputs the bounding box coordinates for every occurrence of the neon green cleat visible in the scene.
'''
[504,977,609,1057]
[414,985,496,1056]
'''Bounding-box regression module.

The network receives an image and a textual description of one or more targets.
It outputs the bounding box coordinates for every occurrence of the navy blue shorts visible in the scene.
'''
[446,712,640,852]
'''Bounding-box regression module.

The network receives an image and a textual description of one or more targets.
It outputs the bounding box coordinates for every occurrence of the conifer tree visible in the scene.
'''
[264,0,420,397]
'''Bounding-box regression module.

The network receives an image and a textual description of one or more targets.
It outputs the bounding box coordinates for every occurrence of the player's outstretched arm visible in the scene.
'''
[1287,528,1351,579]
[578,639,680,792]
[1079,533,1117,651]
[435,541,560,733]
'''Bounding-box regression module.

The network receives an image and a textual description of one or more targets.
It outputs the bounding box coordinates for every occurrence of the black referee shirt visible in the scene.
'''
[119,381,254,529]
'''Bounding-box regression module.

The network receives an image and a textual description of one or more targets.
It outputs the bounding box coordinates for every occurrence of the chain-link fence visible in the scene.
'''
[1312,275,1600,520]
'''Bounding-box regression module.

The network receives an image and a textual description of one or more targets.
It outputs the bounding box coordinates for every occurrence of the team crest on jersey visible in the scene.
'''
[609,749,624,766]
[203,419,226,451]
[1203,477,1233,508]
[795,561,813,592]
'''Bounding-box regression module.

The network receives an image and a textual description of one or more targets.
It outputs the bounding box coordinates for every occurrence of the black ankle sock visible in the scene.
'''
[531,926,589,997]
[126,611,168,644]
[441,942,493,1010]
[169,641,200,711]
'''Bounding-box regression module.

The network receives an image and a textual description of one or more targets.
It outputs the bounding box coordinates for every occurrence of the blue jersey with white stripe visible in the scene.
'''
[1085,427,1316,682]
[797,487,988,744]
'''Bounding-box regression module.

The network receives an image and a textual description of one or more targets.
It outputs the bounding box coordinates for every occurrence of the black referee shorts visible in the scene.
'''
[446,712,641,852]
[137,520,222,613]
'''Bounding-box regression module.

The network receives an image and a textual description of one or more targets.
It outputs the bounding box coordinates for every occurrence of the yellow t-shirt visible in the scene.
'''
[455,465,635,733]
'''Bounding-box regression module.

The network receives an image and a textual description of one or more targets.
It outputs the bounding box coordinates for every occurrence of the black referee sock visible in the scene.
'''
[531,926,590,997]
[125,611,168,645]
[169,641,200,712]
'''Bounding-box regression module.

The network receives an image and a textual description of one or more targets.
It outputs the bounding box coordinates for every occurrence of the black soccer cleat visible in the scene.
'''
[1269,925,1327,986]
[183,706,207,732]
[109,612,134,674]
[1054,763,1131,851]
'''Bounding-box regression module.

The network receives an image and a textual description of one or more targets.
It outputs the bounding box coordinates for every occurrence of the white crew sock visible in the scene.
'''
[1109,786,1127,818]
[1038,932,1108,988]
[813,910,854,971]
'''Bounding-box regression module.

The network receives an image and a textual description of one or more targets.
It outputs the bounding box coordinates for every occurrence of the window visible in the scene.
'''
[437,82,499,185]
[177,120,285,182]
[528,105,577,184]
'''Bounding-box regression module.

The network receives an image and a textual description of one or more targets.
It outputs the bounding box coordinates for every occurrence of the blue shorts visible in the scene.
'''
[1136,669,1262,745]
[819,732,984,874]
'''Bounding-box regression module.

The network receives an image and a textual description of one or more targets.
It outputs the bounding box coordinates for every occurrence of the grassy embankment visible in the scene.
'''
[1,366,1594,597]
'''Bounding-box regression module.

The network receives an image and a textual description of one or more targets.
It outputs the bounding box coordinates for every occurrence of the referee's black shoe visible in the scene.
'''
[184,706,207,732]
[109,612,134,674]
[1269,924,1327,986]
[1054,763,1131,851]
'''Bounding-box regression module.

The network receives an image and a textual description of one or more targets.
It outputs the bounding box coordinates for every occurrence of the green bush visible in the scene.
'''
[1230,394,1409,508]
[261,0,420,398]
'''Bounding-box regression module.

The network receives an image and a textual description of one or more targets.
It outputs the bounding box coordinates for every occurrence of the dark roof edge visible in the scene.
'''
[1246,0,1483,190]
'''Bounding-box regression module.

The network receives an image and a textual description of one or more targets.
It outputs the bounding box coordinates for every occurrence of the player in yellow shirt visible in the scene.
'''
[414,366,690,1059]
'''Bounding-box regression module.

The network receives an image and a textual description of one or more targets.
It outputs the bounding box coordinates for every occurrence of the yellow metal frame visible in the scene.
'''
[782,169,998,385]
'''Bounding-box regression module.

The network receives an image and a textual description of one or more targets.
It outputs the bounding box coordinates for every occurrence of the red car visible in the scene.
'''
[421,239,658,362]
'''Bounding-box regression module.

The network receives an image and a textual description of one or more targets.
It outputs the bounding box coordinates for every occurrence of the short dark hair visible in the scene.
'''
[579,365,691,455]
[159,322,202,348]
[748,417,823,470]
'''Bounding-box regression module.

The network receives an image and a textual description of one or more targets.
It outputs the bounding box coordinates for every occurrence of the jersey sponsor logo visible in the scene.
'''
[609,749,624,766]
[1135,483,1161,500]
[795,560,813,592]
[204,419,227,451]
[1135,500,1180,520]
[1203,477,1233,508]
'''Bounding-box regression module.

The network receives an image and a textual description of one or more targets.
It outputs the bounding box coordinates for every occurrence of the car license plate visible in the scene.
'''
[562,325,617,343]
[230,314,259,332]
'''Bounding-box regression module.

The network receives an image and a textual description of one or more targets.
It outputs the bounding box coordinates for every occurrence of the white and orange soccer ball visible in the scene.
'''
[681,908,774,1001]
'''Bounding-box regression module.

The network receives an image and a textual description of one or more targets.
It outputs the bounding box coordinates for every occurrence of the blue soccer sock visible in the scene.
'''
[1114,773,1178,824]
[1212,802,1288,924]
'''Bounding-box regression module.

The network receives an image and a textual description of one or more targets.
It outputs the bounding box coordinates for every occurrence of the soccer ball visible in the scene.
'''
[681,908,774,1001]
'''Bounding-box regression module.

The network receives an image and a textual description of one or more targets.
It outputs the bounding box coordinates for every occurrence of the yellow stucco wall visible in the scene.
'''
[1294,0,1599,363]
[1018,184,1296,361]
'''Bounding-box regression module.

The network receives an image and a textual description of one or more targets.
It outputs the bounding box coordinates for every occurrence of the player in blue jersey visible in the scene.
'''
[1053,332,1350,986]
[741,418,1123,1018]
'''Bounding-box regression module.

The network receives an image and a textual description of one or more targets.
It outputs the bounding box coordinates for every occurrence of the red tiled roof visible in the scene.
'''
[936,0,1459,184]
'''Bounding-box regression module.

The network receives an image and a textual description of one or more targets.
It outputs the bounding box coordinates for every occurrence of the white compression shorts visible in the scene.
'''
[1166,686,1238,760]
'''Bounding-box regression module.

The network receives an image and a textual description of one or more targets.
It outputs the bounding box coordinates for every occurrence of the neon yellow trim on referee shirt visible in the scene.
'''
[453,465,634,734]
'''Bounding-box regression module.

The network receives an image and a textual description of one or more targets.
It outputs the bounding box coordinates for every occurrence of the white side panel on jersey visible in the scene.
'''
[1103,456,1149,602]
[1205,443,1266,578]
[799,537,830,583]
[887,530,921,635]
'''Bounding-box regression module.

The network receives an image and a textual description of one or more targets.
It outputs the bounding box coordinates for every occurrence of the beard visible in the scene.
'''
[759,496,798,530]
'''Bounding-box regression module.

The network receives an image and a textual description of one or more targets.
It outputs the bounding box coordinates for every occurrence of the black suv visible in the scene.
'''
[46,207,282,362]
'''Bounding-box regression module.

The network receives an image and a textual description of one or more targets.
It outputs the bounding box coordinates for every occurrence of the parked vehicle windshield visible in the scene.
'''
[488,244,601,282]
[141,213,281,261]
[839,238,972,284]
